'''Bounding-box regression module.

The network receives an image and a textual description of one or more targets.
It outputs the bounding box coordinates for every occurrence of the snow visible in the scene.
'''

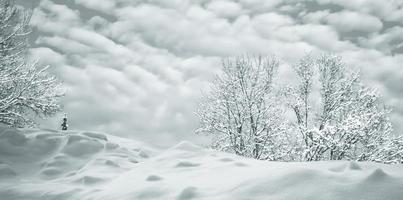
[1,126,403,200]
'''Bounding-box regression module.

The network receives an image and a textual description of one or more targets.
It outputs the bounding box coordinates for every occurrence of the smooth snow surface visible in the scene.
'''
[1,126,403,200]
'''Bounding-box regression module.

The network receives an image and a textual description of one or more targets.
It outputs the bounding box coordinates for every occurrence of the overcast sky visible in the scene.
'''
[21,0,403,146]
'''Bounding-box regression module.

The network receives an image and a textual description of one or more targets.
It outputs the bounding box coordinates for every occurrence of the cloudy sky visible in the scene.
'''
[18,0,403,146]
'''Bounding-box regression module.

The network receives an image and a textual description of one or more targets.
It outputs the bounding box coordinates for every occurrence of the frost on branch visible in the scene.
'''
[196,54,397,163]
[196,55,297,161]
[0,0,64,127]
[370,135,403,164]
[288,54,393,161]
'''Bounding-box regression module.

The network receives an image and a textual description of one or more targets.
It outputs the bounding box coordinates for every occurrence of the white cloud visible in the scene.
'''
[324,11,383,33]
[252,12,294,29]
[28,0,403,145]
[74,0,116,14]
[28,47,66,66]
[315,0,403,22]
[238,0,282,12]
[36,36,93,54]
[293,24,356,51]
[31,0,81,33]
[186,5,216,21]
[359,27,403,54]
[302,10,330,24]
[206,0,243,18]
[87,16,110,31]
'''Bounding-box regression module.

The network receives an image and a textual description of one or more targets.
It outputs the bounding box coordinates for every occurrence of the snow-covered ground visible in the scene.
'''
[1,126,402,200]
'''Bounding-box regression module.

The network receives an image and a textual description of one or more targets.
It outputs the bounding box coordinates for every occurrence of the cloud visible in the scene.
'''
[302,10,331,24]
[27,0,403,146]
[30,0,81,34]
[28,47,66,66]
[238,0,282,13]
[252,12,294,29]
[111,4,245,57]
[206,0,243,18]
[324,11,383,33]
[359,27,403,54]
[315,0,403,22]
[74,0,116,14]
[36,36,93,54]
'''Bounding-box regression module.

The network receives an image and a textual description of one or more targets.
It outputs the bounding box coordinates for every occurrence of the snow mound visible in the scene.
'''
[89,141,403,200]
[170,141,203,152]
[1,126,403,200]
[349,161,362,170]
[0,126,155,200]
[366,168,389,181]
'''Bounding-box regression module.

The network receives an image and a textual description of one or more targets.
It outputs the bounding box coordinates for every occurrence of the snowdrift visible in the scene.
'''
[0,126,154,199]
[1,126,403,200]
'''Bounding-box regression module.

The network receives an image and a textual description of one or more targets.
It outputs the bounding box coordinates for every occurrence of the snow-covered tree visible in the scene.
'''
[196,55,296,161]
[370,135,403,164]
[288,54,393,161]
[0,0,64,127]
[287,54,314,149]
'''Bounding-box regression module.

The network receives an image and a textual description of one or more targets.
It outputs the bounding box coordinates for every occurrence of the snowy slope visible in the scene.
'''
[0,126,155,200]
[1,126,403,200]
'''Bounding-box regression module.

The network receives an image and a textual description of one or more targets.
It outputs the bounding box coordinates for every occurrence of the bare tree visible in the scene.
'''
[288,54,393,161]
[288,54,314,149]
[0,0,64,127]
[196,55,295,160]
